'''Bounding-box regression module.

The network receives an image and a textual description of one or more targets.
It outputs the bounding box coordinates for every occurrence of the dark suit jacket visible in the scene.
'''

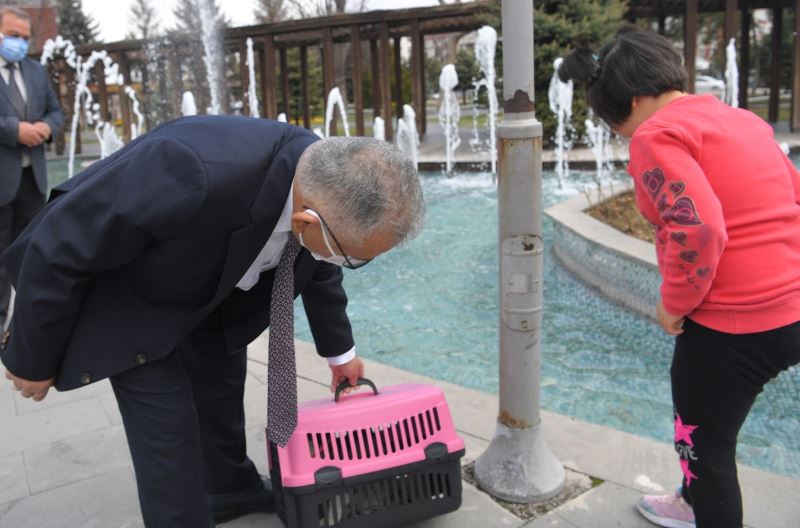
[0,57,64,204]
[0,116,354,390]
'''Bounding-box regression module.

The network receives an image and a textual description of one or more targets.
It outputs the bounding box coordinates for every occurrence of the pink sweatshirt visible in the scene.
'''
[627,94,800,334]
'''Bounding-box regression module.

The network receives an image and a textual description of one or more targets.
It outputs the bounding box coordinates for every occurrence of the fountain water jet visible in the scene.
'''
[585,116,613,194]
[198,0,225,114]
[245,37,260,118]
[469,26,498,174]
[324,87,350,138]
[373,117,385,141]
[125,86,145,139]
[724,38,739,108]
[396,104,420,168]
[181,91,198,116]
[548,58,574,187]
[438,64,461,173]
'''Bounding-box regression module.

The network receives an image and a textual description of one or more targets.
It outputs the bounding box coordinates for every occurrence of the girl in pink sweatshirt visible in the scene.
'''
[559,27,800,528]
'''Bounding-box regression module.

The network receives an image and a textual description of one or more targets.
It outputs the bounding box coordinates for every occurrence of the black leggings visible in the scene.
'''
[671,318,800,527]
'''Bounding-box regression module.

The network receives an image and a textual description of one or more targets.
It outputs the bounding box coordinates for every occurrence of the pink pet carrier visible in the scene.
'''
[268,379,465,528]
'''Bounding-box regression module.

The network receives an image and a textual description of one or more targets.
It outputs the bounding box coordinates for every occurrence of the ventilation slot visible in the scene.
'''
[307,433,316,458]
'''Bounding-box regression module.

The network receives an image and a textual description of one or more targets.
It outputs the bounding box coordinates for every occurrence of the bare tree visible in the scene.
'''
[436,0,464,64]
[127,0,160,40]
[287,0,366,18]
[255,0,289,23]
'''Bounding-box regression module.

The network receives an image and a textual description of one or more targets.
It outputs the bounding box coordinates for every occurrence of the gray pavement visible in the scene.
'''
[2,333,798,527]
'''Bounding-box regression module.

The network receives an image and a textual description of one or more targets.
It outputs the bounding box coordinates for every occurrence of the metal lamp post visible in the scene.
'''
[474,0,566,503]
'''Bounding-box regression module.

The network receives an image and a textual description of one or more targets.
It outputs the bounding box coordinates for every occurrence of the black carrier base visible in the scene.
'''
[269,442,465,528]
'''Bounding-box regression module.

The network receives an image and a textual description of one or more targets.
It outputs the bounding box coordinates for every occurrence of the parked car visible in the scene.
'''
[694,75,726,99]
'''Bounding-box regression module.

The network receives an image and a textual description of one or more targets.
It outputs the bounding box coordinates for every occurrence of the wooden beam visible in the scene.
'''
[351,24,365,137]
[300,46,310,129]
[724,0,738,44]
[793,0,800,129]
[323,26,336,135]
[239,39,250,116]
[379,22,393,140]
[393,36,403,121]
[740,0,751,108]
[685,0,698,94]
[94,60,110,122]
[221,2,492,40]
[410,19,425,137]
[261,34,277,119]
[370,39,381,124]
[768,2,783,122]
[114,52,132,143]
[280,47,290,116]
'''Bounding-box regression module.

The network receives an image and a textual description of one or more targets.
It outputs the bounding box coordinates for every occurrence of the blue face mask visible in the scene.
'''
[0,34,29,63]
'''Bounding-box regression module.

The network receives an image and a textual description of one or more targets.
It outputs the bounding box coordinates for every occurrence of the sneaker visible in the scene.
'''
[637,487,695,528]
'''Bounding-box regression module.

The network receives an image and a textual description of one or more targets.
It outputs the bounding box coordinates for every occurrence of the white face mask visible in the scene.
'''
[297,209,370,269]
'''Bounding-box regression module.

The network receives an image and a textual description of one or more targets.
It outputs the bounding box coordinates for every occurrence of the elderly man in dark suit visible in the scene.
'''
[0,115,424,527]
[0,7,64,328]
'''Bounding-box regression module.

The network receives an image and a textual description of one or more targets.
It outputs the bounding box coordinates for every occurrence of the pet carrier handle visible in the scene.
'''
[335,378,378,402]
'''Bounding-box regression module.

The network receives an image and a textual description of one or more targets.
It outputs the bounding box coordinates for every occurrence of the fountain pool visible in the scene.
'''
[294,168,800,480]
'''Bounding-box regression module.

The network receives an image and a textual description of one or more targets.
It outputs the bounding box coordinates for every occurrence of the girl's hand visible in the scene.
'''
[657,300,685,335]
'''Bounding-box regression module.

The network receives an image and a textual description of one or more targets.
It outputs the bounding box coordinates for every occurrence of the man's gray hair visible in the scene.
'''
[0,7,31,24]
[297,137,425,246]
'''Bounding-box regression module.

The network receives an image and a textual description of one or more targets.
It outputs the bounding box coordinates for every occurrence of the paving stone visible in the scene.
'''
[414,481,524,528]
[0,467,142,528]
[738,467,800,528]
[549,482,655,528]
[245,424,269,475]
[99,392,123,425]
[524,513,579,527]
[220,512,284,527]
[23,425,131,494]
[0,453,28,505]
[0,398,110,457]
[460,432,489,465]
[12,380,112,415]
[0,391,13,420]
[245,356,269,385]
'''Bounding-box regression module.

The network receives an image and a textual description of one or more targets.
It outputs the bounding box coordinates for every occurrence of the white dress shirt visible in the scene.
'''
[0,56,31,168]
[236,184,355,366]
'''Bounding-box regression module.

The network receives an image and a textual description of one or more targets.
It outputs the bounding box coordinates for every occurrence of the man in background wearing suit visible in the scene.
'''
[0,7,64,329]
[0,115,424,527]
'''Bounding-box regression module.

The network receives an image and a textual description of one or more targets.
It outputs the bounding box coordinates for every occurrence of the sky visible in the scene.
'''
[84,0,442,43]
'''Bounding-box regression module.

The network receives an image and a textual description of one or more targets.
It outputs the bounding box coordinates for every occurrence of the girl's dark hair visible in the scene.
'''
[558,26,688,126]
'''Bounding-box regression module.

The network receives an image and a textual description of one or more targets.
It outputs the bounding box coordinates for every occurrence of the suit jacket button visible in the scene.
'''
[135,353,147,365]
[80,372,92,385]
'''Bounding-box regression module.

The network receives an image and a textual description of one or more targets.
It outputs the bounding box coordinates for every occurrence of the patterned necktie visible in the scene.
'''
[4,63,27,120]
[267,234,302,447]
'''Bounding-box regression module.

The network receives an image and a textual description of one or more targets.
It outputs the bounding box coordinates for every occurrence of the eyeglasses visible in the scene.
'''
[306,207,372,270]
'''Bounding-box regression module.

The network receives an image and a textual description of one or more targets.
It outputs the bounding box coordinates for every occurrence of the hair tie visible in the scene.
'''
[591,53,602,81]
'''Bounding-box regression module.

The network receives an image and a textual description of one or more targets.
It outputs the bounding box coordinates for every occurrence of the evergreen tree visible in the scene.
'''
[127,0,160,41]
[55,0,99,45]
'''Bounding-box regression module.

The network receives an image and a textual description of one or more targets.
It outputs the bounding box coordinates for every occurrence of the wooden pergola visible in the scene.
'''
[57,1,493,145]
[627,0,800,130]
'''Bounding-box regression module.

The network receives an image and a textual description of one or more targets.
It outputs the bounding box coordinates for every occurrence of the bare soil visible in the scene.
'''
[586,190,655,243]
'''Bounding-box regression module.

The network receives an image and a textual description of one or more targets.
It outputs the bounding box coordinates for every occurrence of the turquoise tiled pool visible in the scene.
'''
[295,168,800,480]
